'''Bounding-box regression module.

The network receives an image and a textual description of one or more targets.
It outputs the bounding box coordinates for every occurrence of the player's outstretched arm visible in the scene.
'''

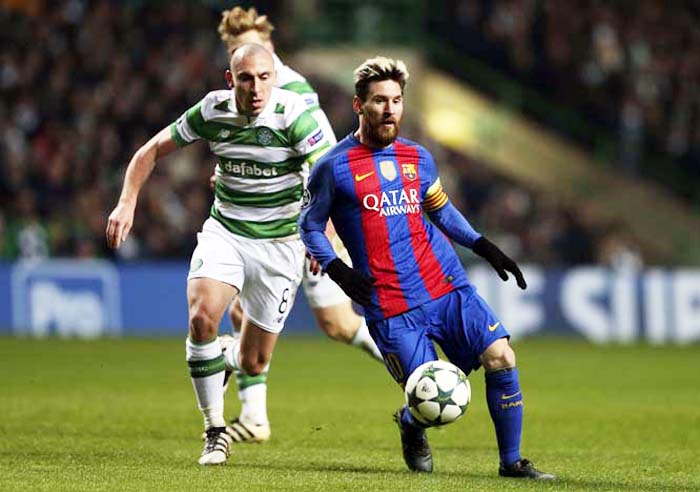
[427,200,527,290]
[106,127,178,249]
[420,150,525,288]
[471,236,527,289]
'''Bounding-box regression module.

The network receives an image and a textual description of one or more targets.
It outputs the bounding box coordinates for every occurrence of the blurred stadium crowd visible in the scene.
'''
[1,2,225,260]
[438,0,700,190]
[1,1,643,266]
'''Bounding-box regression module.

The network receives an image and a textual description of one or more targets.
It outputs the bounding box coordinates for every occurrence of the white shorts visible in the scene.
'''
[188,218,305,333]
[302,238,352,309]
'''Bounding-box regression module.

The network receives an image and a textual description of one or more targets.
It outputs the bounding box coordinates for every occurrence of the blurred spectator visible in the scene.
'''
[0,1,625,266]
[596,222,643,271]
[0,1,229,259]
[436,0,700,197]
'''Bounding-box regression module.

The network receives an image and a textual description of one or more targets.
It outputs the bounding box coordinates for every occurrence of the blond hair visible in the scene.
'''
[218,6,275,51]
[353,56,409,101]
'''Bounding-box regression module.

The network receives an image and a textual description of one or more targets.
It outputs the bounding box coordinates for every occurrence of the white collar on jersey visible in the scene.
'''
[226,87,280,124]
[272,52,285,73]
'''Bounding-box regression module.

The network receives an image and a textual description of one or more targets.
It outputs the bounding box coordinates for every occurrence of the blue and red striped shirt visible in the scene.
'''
[300,134,479,322]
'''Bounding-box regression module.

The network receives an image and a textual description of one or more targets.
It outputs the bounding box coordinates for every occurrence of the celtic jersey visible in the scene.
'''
[272,53,337,145]
[170,87,331,240]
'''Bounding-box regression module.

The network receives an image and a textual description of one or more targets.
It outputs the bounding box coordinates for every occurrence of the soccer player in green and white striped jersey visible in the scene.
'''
[106,44,328,465]
[172,65,328,240]
[214,6,383,444]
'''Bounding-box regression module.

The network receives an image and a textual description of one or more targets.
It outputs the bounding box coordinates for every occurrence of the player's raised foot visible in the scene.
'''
[198,427,232,465]
[219,334,235,393]
[393,407,433,473]
[499,458,555,480]
[227,417,271,443]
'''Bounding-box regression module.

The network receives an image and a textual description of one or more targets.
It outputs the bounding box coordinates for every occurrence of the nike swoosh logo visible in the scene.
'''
[488,322,500,332]
[355,171,374,182]
[501,391,521,400]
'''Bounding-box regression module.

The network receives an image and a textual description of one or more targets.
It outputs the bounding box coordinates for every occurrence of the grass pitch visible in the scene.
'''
[0,336,698,492]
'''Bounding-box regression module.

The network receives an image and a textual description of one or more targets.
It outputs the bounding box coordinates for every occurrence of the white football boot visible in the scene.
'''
[199,427,232,465]
[227,417,271,443]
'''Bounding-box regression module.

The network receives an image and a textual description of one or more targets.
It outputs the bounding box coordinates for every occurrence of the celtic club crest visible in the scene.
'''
[256,127,274,146]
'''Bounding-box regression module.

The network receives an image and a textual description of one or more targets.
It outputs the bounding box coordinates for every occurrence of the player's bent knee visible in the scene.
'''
[313,306,358,344]
[317,318,352,342]
[480,338,516,371]
[239,352,270,376]
[188,308,218,342]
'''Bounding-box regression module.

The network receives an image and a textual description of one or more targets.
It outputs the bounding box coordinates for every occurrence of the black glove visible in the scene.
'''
[472,236,527,289]
[325,258,376,306]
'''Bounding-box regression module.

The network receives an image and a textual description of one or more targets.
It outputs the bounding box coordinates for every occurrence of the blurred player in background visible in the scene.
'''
[107,44,330,465]
[300,56,555,480]
[215,6,382,444]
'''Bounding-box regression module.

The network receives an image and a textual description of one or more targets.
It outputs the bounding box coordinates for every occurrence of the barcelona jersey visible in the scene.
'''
[300,134,473,322]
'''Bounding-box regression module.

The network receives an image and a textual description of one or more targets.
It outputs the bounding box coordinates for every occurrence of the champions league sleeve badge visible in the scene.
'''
[301,188,311,208]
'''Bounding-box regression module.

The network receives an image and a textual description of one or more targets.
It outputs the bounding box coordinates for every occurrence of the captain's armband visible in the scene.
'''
[423,178,449,212]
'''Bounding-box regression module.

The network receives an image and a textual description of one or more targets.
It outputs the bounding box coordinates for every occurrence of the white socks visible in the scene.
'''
[222,333,242,371]
[186,337,226,429]
[351,318,383,361]
[223,331,270,425]
[238,382,269,425]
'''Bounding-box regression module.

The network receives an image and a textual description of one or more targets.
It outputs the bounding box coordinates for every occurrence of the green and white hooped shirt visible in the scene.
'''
[170,87,331,240]
[272,53,337,146]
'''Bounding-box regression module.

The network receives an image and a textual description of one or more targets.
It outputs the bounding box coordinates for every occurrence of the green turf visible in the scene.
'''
[0,337,698,492]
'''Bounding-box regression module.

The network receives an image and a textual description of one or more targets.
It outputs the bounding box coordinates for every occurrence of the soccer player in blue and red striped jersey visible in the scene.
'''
[300,57,554,480]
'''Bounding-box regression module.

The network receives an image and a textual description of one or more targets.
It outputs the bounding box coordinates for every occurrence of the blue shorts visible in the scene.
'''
[368,287,509,385]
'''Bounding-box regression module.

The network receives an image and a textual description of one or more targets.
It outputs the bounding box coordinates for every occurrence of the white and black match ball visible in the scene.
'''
[404,360,471,426]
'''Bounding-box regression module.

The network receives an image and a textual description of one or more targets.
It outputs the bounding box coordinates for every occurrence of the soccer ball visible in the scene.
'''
[404,360,471,426]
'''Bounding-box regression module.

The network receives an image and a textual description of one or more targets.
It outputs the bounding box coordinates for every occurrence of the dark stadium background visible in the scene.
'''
[1,0,698,339]
[0,3,699,490]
